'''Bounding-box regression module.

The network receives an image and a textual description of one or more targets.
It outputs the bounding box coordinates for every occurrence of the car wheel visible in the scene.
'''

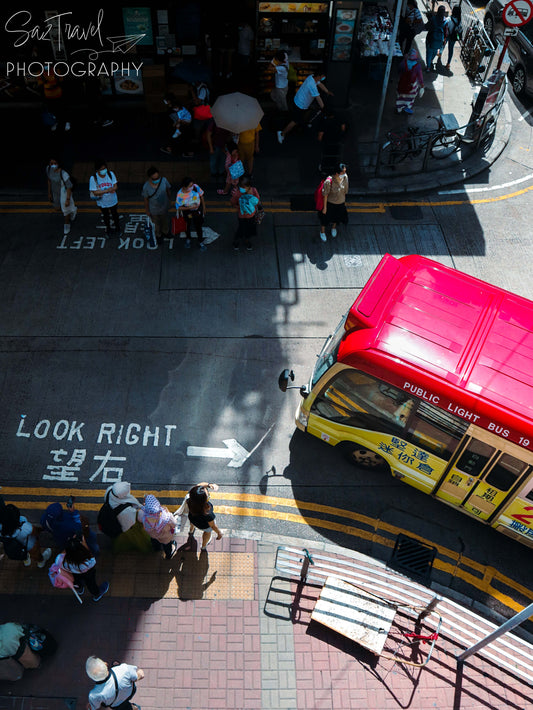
[483,15,494,39]
[342,444,388,471]
[513,66,527,97]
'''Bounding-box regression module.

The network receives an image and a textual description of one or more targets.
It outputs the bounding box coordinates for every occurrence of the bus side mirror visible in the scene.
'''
[299,385,309,398]
[278,369,294,392]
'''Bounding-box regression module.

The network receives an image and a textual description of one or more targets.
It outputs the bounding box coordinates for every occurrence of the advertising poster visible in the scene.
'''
[331,8,356,61]
[123,7,153,45]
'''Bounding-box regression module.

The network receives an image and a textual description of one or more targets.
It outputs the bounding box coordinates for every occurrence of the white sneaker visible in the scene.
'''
[319,232,327,242]
[70,208,77,222]
[65,122,71,131]
[172,128,181,139]
[37,548,52,568]
[331,228,337,238]
[277,130,284,145]
[51,123,58,132]
[64,224,71,235]
[23,554,32,567]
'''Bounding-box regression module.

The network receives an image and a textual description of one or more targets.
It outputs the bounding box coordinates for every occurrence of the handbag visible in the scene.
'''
[255,206,265,224]
[228,160,245,180]
[172,215,187,235]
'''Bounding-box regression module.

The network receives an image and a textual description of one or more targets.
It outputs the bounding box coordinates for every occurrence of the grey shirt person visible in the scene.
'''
[141,176,171,215]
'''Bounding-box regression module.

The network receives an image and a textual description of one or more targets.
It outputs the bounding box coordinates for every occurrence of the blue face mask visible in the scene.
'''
[239,187,246,193]
[152,177,161,184]
[98,169,107,176]
[406,59,417,70]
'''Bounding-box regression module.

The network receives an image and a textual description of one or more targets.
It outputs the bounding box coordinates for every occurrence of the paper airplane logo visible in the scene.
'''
[106,34,146,53]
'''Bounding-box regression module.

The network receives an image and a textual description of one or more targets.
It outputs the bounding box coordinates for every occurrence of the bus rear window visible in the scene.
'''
[311,370,468,461]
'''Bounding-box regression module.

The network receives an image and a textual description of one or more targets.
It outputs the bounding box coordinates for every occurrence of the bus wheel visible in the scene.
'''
[343,445,388,470]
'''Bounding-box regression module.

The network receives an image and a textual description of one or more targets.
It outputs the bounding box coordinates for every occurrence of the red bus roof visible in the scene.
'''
[340,255,533,449]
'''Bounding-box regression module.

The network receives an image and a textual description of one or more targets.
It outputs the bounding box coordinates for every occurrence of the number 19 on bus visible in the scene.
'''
[279,255,533,547]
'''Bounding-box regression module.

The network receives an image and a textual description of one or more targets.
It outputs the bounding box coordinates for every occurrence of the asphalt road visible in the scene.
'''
[1,87,533,621]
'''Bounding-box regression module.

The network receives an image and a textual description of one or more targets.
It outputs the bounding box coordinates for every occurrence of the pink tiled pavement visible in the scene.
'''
[291,582,531,710]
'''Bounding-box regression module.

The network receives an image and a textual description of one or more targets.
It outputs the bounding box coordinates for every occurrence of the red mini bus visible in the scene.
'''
[279,254,533,547]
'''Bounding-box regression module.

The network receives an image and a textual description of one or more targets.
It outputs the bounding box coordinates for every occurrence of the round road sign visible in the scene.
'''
[502,0,533,27]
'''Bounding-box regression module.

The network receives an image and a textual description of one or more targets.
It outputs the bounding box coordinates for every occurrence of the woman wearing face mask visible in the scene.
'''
[230,175,261,252]
[396,48,424,115]
[319,163,348,242]
[46,159,77,235]
[175,176,206,250]
[89,160,120,237]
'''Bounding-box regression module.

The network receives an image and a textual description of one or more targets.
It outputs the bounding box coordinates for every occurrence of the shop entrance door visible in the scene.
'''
[434,426,532,521]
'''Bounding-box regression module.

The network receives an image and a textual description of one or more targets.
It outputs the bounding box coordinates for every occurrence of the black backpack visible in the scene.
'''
[1,529,28,560]
[97,492,132,538]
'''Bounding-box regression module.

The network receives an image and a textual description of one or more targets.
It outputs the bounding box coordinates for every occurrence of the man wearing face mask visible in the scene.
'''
[89,160,120,237]
[277,70,333,145]
[142,167,172,244]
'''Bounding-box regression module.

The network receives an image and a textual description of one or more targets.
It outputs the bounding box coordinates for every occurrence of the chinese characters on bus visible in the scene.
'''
[377,437,434,476]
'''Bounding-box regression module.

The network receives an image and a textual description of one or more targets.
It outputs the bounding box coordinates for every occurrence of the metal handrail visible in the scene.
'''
[274,545,533,684]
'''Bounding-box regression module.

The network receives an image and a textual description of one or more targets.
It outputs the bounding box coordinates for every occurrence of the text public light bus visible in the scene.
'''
[279,254,533,548]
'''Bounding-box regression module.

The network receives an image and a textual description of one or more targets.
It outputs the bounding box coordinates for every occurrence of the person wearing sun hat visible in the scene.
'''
[137,494,177,559]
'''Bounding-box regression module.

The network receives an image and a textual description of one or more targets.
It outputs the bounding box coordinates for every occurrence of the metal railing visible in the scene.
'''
[274,545,533,685]
[356,79,506,178]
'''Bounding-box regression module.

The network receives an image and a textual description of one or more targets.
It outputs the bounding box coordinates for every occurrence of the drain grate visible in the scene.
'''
[389,205,423,220]
[389,533,437,585]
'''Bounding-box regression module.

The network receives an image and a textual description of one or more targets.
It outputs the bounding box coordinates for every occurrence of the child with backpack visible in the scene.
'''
[0,504,51,567]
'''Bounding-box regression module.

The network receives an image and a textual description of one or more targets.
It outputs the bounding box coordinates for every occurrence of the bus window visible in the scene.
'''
[455,440,495,477]
[311,316,347,388]
[407,402,468,460]
[311,370,468,460]
[485,453,527,491]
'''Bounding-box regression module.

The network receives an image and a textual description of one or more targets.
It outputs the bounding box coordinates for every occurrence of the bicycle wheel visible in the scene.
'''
[430,133,459,159]
[379,141,407,167]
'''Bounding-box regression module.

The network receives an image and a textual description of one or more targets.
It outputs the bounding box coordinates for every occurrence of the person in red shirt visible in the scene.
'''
[230,175,262,252]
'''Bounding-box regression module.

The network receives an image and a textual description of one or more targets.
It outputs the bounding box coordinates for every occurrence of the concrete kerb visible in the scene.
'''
[226,527,533,647]
[350,100,514,197]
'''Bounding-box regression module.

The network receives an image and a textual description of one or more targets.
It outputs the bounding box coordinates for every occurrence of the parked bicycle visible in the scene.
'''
[379,126,428,167]
[428,113,496,159]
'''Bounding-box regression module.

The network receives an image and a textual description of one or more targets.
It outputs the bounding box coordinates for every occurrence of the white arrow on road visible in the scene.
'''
[186,438,251,468]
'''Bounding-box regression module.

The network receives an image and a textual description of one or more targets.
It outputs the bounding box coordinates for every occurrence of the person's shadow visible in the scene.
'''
[174,536,217,600]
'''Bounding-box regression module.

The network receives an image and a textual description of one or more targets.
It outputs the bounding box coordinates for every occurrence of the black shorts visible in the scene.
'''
[290,103,309,125]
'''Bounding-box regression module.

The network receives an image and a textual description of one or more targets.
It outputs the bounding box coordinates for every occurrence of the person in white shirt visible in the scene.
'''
[89,160,120,237]
[270,50,289,112]
[86,656,144,710]
[277,71,333,144]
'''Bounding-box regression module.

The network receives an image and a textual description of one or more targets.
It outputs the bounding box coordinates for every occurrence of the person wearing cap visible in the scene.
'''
[104,482,142,534]
[396,48,424,115]
[137,495,177,559]
[41,500,99,555]
[86,656,144,710]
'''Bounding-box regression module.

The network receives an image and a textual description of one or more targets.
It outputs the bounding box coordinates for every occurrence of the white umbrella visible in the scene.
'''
[210,92,264,134]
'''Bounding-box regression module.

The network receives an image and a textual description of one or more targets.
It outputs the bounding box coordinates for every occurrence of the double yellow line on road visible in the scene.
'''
[2,485,531,613]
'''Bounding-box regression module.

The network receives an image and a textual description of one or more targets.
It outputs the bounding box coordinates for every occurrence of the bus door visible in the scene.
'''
[434,426,533,521]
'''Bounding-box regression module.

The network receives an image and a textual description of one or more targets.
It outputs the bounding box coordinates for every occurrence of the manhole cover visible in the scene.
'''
[389,533,437,585]
[343,255,363,268]
[389,206,423,220]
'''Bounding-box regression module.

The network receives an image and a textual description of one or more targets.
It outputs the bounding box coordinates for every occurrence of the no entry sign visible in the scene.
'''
[502,0,533,27]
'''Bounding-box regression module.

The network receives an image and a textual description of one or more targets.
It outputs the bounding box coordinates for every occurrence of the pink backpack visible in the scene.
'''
[48,553,83,603]
[314,177,331,211]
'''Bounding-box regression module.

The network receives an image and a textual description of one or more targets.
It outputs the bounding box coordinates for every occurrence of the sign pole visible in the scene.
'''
[496,36,511,71]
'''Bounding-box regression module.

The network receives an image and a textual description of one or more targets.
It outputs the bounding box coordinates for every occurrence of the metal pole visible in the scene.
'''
[373,0,404,142]
[496,36,511,71]
[456,602,533,663]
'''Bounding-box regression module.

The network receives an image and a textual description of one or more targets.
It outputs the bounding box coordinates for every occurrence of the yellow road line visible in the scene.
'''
[3,485,531,609]
[1,184,533,213]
